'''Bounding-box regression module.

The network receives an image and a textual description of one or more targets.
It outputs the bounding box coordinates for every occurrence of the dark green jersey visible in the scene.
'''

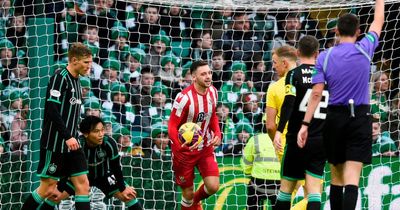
[277,64,328,140]
[41,68,82,153]
[80,135,125,191]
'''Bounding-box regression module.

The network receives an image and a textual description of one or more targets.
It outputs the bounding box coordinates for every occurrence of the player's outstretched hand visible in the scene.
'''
[207,135,221,147]
[273,131,283,152]
[66,137,80,151]
[182,140,201,151]
[297,125,308,148]
[116,186,137,202]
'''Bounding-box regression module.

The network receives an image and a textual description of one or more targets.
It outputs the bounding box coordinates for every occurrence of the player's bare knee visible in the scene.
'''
[205,183,219,195]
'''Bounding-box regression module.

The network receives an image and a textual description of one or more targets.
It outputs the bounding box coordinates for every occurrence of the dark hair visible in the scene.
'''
[298,35,319,57]
[286,12,301,20]
[251,53,264,69]
[212,50,224,59]
[68,42,92,61]
[79,116,104,134]
[192,29,212,48]
[190,60,209,74]
[232,11,246,20]
[337,13,359,37]
[140,66,153,75]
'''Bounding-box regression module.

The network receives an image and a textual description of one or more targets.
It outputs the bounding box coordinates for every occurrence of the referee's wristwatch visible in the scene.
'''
[301,121,310,126]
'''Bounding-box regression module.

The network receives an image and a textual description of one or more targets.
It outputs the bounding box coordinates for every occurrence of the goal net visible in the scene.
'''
[0,0,399,209]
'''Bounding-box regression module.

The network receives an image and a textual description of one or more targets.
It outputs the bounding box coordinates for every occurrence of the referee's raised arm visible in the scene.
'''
[368,0,385,37]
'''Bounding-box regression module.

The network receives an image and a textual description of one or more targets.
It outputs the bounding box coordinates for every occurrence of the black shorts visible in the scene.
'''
[37,148,88,180]
[324,105,372,165]
[59,173,126,198]
[281,136,326,181]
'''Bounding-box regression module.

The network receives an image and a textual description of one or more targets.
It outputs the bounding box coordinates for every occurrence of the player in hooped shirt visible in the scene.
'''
[168,60,222,210]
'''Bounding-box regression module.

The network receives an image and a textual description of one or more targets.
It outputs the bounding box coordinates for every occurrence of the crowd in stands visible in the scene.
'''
[0,0,399,159]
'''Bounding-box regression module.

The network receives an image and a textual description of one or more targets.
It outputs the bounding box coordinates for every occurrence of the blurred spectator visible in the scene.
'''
[108,25,130,61]
[6,14,26,49]
[122,47,146,80]
[249,8,278,64]
[80,76,94,101]
[131,67,155,113]
[103,83,136,128]
[141,82,171,132]
[130,5,161,47]
[216,103,236,154]
[201,1,233,46]
[248,54,274,93]
[144,33,171,75]
[160,5,192,41]
[223,120,253,156]
[0,38,17,88]
[219,61,256,111]
[62,1,82,44]
[273,13,305,49]
[159,53,181,87]
[84,0,118,60]
[124,2,144,30]
[92,58,121,101]
[389,92,400,146]
[9,58,29,89]
[250,8,278,41]
[222,11,264,66]
[236,93,263,132]
[0,0,12,37]
[372,118,397,157]
[125,70,140,99]
[1,88,22,129]
[177,61,192,91]
[149,122,171,159]
[80,25,100,57]
[101,111,116,136]
[112,124,134,156]
[190,29,213,62]
[370,71,390,129]
[323,18,338,49]
[82,97,101,118]
[211,50,229,89]
[300,12,324,41]
[9,93,29,155]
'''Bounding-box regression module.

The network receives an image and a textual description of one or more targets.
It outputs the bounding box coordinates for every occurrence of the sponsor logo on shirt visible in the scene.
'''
[97,150,106,159]
[69,97,82,105]
[50,89,61,98]
[196,112,205,122]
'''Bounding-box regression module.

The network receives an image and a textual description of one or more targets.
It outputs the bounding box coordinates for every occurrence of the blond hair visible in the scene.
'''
[273,45,297,62]
[68,42,92,61]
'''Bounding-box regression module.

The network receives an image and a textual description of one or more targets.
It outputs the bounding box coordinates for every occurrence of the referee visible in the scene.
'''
[297,0,385,210]
[22,43,93,210]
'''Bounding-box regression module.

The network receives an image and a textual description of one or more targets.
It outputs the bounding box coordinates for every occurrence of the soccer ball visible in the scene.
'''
[178,122,203,145]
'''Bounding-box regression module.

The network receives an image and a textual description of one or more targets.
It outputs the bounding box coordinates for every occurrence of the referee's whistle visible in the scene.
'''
[349,99,355,118]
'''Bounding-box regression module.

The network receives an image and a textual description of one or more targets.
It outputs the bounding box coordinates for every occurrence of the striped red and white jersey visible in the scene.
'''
[168,84,221,152]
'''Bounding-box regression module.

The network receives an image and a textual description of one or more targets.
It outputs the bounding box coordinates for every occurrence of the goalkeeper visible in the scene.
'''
[41,116,143,210]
